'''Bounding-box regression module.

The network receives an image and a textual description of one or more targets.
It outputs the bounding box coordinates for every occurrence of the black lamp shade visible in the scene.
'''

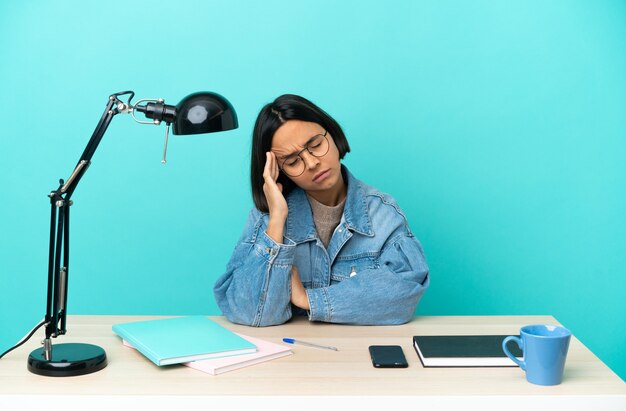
[172,92,238,135]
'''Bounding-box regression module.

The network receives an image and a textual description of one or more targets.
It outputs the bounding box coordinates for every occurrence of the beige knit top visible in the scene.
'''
[307,194,346,248]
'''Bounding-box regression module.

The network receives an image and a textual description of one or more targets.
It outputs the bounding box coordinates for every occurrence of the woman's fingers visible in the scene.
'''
[263,152,272,179]
[264,151,280,182]
[270,153,280,181]
[270,152,279,181]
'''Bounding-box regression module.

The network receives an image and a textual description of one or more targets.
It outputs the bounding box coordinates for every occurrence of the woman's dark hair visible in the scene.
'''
[251,94,350,212]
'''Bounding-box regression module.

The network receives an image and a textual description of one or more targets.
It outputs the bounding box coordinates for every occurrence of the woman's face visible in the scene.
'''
[271,120,345,202]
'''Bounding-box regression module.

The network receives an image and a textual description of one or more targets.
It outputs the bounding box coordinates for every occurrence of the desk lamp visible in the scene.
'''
[25,90,238,377]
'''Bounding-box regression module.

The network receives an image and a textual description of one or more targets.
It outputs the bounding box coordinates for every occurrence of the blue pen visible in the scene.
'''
[283,338,338,351]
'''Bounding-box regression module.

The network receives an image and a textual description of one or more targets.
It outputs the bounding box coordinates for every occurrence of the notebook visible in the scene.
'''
[123,333,292,375]
[413,335,523,367]
[112,316,256,366]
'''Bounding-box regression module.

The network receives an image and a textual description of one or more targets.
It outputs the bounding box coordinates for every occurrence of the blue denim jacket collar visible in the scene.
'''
[285,165,373,244]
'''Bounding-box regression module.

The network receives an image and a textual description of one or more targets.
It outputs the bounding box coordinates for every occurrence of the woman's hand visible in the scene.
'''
[290,266,310,310]
[263,151,288,243]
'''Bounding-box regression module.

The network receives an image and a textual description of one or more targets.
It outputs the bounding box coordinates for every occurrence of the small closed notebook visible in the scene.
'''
[124,333,292,375]
[112,316,256,366]
[413,335,523,367]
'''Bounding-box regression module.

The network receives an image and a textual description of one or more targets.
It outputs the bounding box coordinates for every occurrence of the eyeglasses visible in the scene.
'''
[278,130,330,177]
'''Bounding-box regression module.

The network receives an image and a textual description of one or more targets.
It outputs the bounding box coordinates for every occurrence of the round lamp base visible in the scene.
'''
[27,343,107,377]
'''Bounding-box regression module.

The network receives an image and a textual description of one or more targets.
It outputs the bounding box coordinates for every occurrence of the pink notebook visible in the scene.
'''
[123,333,292,375]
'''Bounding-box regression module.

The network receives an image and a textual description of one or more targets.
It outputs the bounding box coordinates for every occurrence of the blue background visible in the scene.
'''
[1,0,624,381]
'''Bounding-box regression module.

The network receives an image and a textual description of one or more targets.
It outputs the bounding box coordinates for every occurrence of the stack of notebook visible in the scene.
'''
[112,315,292,374]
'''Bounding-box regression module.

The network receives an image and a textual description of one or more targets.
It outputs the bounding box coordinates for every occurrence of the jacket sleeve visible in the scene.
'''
[213,209,296,326]
[305,232,430,325]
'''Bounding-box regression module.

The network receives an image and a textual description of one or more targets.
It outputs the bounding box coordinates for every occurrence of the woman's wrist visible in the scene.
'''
[292,289,310,310]
[266,216,286,244]
[290,266,310,310]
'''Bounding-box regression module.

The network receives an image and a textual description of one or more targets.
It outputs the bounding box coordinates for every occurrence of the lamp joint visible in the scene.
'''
[116,102,128,112]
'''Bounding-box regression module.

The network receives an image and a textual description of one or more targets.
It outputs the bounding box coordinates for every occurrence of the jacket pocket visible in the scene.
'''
[331,255,378,283]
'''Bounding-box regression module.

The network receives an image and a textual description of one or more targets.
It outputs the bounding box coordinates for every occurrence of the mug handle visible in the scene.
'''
[502,336,526,370]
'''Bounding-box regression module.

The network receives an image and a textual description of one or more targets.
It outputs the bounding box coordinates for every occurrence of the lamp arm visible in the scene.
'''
[62,91,133,199]
[43,92,133,344]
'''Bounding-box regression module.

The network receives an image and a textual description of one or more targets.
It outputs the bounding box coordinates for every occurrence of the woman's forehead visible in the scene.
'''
[271,120,324,151]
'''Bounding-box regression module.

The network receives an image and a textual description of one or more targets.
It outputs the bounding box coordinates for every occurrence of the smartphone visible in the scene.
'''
[369,345,408,368]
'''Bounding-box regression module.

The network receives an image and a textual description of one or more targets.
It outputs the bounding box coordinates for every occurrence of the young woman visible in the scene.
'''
[214,94,429,326]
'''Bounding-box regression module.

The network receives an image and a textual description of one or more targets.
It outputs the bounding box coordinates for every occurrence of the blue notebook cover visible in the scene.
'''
[112,316,257,366]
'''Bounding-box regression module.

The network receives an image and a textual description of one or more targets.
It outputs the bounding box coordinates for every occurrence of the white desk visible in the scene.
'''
[1,315,624,410]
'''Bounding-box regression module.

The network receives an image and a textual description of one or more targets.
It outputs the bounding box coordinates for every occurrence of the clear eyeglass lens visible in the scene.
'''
[309,134,328,155]
[282,157,304,176]
[281,134,329,177]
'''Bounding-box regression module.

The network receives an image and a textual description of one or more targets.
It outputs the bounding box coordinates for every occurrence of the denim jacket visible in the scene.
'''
[213,166,430,326]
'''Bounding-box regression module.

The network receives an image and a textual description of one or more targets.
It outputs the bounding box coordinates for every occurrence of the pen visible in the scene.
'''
[282,338,338,351]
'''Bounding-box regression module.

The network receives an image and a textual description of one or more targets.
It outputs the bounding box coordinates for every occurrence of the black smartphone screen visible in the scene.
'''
[369,345,408,368]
